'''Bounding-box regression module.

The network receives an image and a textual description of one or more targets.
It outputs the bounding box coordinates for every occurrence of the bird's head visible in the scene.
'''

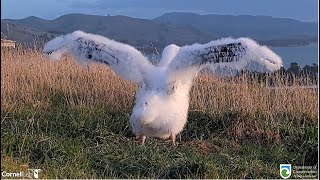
[133,78,180,124]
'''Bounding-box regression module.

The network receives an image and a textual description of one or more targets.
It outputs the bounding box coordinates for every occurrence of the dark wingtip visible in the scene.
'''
[43,51,53,55]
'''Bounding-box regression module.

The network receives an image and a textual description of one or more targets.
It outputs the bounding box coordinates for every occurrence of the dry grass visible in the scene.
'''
[1,47,317,120]
[1,47,136,111]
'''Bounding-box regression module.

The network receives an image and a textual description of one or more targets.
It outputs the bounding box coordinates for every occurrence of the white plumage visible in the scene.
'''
[43,30,283,145]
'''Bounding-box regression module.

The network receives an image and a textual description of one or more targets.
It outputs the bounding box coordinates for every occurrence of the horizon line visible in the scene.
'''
[1,12,318,23]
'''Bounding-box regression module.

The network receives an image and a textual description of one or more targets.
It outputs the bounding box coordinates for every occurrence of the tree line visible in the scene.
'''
[237,62,318,86]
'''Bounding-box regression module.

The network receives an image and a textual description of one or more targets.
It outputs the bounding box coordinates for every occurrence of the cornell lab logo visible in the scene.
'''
[1,168,41,179]
[27,169,42,179]
[280,164,291,179]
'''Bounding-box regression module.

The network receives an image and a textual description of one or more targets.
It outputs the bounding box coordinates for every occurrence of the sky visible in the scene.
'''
[1,0,319,22]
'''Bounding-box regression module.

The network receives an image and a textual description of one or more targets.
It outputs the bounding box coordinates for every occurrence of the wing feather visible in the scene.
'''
[168,37,283,78]
[43,30,154,83]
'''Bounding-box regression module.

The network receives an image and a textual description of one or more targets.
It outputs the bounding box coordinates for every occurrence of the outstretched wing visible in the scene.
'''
[43,30,154,83]
[168,37,283,80]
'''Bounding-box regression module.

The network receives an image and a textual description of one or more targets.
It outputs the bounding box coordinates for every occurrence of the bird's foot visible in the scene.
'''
[169,134,176,146]
[139,135,146,145]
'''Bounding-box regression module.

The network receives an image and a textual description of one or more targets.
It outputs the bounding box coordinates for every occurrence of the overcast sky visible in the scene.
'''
[1,0,318,22]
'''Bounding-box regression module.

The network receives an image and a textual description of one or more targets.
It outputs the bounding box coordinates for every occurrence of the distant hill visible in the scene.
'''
[154,12,318,42]
[1,13,318,50]
[1,13,214,51]
[1,22,57,46]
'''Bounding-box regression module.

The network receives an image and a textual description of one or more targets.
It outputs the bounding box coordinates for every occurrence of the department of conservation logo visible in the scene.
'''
[280,164,292,179]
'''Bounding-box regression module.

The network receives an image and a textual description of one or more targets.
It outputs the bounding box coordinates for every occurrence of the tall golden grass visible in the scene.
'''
[1,47,318,122]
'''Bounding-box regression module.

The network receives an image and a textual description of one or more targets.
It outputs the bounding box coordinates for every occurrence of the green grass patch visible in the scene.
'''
[1,106,318,178]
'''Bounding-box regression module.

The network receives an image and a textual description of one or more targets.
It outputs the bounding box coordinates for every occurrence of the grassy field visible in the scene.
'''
[1,47,318,179]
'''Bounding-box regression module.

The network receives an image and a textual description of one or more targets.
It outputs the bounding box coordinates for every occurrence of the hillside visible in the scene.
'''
[1,22,57,46]
[1,13,214,50]
[1,12,318,50]
[154,12,318,41]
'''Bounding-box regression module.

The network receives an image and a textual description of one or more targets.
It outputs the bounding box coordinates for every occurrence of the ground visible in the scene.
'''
[1,106,318,179]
